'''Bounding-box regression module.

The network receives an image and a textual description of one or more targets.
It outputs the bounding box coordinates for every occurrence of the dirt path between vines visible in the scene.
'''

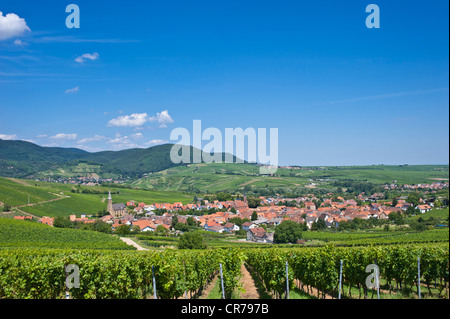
[199,274,219,299]
[120,237,149,251]
[5,178,31,186]
[14,194,71,209]
[240,263,260,299]
[199,263,260,299]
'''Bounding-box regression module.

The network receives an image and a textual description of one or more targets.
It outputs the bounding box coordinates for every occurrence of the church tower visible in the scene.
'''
[107,189,113,216]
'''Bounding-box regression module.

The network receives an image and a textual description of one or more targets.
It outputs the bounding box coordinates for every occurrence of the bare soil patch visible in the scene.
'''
[239,263,260,299]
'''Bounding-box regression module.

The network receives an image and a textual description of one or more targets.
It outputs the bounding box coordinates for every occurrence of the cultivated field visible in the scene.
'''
[0,177,192,218]
[129,164,449,193]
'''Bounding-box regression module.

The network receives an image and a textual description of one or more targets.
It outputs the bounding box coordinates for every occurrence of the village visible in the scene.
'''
[20,184,445,245]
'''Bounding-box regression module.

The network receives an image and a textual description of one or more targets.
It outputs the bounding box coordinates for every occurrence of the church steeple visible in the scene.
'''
[107,189,113,216]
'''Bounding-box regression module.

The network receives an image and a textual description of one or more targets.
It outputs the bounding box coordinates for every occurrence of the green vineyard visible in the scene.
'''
[0,218,133,250]
[0,243,448,299]
[0,248,244,299]
[247,244,449,299]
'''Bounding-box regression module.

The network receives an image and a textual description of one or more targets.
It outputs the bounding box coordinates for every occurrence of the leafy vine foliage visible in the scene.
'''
[0,248,244,299]
[0,244,447,299]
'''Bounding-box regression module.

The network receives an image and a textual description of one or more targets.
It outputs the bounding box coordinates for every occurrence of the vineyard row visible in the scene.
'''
[0,244,448,299]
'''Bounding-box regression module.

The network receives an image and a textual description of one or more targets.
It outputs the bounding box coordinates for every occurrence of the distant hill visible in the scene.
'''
[1,140,447,193]
[0,139,89,178]
[82,144,184,178]
[0,139,240,178]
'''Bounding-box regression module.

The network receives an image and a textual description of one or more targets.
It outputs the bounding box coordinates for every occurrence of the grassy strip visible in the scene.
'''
[206,276,241,299]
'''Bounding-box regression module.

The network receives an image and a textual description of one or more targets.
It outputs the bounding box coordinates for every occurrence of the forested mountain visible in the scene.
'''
[0,139,238,178]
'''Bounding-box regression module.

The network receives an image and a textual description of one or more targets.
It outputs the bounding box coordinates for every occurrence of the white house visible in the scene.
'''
[242,221,257,231]
[305,216,318,229]
[131,220,156,232]
[223,223,240,233]
[416,204,432,214]
[268,217,283,226]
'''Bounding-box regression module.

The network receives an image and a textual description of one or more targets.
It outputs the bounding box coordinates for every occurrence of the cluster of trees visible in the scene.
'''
[171,215,199,232]
[195,192,262,209]
[273,220,304,243]
[409,215,449,231]
[53,216,112,234]
[178,232,207,249]
[152,207,226,217]
[70,186,120,195]
[336,217,390,231]
[331,180,384,196]
[202,192,234,202]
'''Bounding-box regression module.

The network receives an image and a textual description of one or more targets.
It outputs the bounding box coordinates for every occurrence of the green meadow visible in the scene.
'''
[0,177,60,207]
[0,177,193,218]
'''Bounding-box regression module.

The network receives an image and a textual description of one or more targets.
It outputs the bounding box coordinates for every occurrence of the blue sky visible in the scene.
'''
[0,0,448,166]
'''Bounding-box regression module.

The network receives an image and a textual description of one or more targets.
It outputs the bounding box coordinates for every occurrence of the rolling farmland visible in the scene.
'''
[0,177,192,218]
[129,163,449,193]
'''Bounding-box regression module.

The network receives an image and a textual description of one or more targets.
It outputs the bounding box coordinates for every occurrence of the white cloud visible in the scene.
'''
[75,52,99,63]
[107,113,149,127]
[50,133,78,140]
[0,11,31,41]
[13,39,27,46]
[77,135,106,144]
[107,133,130,145]
[36,134,47,138]
[106,135,141,149]
[74,145,104,152]
[105,133,167,150]
[149,109,174,128]
[108,137,128,144]
[42,142,61,147]
[130,133,143,139]
[64,86,79,94]
[145,139,167,146]
[0,133,17,140]
[316,88,449,107]
[107,110,174,128]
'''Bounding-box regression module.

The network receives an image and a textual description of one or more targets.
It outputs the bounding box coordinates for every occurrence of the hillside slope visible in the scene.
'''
[0,139,239,178]
[0,139,88,177]
[0,218,133,250]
